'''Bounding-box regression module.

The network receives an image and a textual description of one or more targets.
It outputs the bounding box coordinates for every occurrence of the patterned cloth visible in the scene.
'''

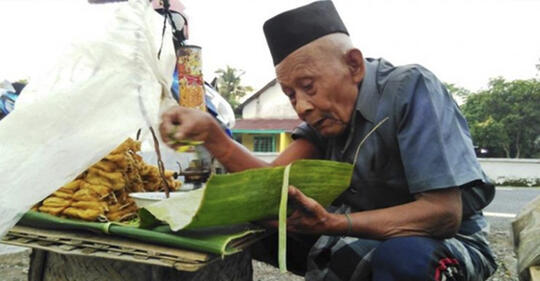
[304,206,497,281]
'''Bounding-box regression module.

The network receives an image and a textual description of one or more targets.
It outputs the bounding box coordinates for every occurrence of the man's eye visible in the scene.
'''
[286,92,296,102]
[289,96,296,106]
[302,82,313,92]
[284,90,294,99]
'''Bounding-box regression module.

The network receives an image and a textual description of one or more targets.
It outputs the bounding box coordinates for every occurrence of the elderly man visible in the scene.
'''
[160,1,497,281]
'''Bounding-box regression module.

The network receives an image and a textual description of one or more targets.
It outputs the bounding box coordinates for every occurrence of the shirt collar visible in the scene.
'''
[354,58,380,123]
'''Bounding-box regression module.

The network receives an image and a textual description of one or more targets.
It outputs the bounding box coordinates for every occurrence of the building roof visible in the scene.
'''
[235,79,277,114]
[233,118,302,134]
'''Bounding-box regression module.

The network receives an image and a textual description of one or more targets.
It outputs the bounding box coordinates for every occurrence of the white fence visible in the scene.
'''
[252,153,539,185]
[252,152,279,163]
[477,158,540,185]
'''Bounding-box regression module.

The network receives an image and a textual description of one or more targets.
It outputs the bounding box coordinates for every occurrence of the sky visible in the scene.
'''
[1,0,539,95]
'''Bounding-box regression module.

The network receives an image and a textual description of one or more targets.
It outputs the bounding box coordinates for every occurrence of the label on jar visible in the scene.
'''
[176,45,206,111]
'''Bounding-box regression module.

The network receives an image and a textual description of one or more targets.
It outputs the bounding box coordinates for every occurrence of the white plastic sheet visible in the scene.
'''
[0,0,176,237]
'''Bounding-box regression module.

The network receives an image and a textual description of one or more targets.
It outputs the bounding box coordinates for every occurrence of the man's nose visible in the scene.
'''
[295,94,313,119]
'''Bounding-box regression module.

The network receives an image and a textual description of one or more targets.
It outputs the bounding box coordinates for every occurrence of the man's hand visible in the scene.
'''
[260,186,462,239]
[261,186,345,235]
[159,106,219,150]
[159,105,271,172]
[286,186,338,234]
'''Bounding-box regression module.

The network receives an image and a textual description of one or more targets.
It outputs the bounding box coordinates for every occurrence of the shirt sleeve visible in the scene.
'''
[394,66,485,194]
[291,122,328,154]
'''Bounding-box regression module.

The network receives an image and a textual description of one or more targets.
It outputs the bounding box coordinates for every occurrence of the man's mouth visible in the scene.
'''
[312,117,328,129]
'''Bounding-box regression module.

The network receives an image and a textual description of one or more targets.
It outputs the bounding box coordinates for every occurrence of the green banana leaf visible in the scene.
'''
[17,159,352,258]
[18,211,262,255]
[141,159,354,231]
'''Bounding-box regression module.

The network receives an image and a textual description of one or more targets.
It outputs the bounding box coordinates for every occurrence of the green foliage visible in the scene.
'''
[214,66,253,110]
[443,82,471,101]
[15,78,28,85]
[494,177,540,187]
[461,77,540,158]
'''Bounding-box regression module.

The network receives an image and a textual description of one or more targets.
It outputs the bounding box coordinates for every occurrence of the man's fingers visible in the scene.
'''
[159,122,171,144]
[254,219,278,229]
[286,210,304,226]
[159,112,173,143]
[287,224,298,232]
[288,185,316,213]
[160,106,196,147]
[172,129,186,141]
[160,108,182,142]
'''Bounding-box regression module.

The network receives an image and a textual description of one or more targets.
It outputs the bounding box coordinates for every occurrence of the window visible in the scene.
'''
[253,136,275,152]
[233,134,242,144]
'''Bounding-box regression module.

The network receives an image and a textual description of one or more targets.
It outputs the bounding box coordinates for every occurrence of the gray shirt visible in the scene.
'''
[293,58,494,215]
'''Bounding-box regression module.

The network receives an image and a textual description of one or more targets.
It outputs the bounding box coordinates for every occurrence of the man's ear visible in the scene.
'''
[344,48,364,84]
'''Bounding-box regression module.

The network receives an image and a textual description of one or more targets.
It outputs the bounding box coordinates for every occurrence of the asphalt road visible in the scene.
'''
[485,187,540,215]
[482,187,540,281]
[484,186,540,228]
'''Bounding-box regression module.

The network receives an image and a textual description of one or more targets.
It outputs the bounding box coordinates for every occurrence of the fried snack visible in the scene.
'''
[89,168,124,182]
[71,201,108,212]
[82,183,111,197]
[112,158,129,170]
[168,179,182,190]
[63,207,102,221]
[164,170,175,177]
[92,160,117,173]
[62,179,82,191]
[110,138,141,154]
[107,202,137,221]
[87,168,126,191]
[57,187,75,194]
[105,153,125,163]
[52,190,73,199]
[85,173,113,188]
[38,206,67,216]
[42,197,72,208]
[110,180,126,191]
[73,188,100,202]
[36,138,182,222]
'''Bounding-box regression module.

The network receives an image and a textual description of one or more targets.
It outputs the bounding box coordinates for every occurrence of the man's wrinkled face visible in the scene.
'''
[276,44,362,137]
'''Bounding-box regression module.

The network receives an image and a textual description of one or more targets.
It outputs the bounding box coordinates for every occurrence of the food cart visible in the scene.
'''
[3,225,257,281]
[0,0,258,279]
[0,136,266,280]
[0,1,354,280]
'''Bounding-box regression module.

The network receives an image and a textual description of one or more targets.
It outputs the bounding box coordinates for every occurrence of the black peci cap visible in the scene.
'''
[263,1,348,66]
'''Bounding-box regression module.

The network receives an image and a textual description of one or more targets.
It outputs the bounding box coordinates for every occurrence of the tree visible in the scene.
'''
[213,66,253,110]
[15,78,28,85]
[535,58,540,80]
[443,82,471,102]
[461,77,540,158]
